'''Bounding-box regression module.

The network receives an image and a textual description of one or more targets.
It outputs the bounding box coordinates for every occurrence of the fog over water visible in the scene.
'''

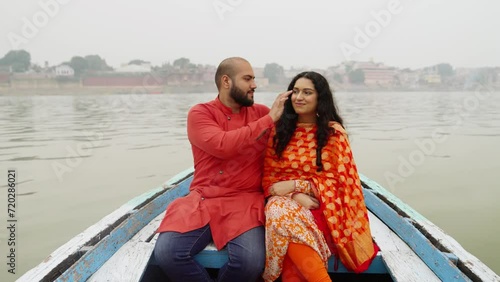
[1,0,499,69]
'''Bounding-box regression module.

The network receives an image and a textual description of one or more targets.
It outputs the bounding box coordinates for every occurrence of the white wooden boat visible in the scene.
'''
[18,167,499,282]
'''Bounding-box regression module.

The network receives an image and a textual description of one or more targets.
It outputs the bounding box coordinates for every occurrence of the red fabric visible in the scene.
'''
[310,206,337,256]
[157,97,275,249]
[313,204,379,274]
[352,243,379,273]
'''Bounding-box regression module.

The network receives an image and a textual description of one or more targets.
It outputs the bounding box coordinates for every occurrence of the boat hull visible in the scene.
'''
[18,167,499,282]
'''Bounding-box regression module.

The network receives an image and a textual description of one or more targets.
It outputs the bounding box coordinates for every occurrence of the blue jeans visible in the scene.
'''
[154,225,265,282]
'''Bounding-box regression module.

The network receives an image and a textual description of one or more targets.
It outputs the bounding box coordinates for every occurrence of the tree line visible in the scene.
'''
[0,50,496,86]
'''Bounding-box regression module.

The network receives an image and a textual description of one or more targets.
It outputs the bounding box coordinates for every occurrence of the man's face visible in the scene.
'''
[229,61,257,107]
[229,81,254,107]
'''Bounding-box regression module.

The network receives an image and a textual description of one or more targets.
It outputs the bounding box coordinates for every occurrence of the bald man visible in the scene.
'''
[154,57,292,282]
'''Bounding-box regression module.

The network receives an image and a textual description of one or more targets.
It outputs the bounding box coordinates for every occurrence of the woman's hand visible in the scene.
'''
[292,193,319,209]
[269,180,295,196]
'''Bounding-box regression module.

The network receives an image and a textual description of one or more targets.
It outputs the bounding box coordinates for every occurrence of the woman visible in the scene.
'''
[262,72,378,282]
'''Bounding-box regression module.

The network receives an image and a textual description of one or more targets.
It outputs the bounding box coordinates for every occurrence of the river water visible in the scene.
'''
[0,90,499,280]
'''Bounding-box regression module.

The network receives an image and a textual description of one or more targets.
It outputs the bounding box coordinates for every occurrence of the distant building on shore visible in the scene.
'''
[353,61,397,87]
[54,65,75,77]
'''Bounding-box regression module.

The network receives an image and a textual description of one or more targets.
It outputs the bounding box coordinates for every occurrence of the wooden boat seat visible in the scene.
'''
[88,210,451,281]
[192,242,387,273]
[367,212,441,281]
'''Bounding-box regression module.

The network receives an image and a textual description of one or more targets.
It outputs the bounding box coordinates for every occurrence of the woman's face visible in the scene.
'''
[291,77,318,123]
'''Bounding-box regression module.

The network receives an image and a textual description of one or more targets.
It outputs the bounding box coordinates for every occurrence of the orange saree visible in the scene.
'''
[262,122,378,281]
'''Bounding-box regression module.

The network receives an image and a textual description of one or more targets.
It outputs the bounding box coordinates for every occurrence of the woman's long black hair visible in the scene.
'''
[273,71,344,171]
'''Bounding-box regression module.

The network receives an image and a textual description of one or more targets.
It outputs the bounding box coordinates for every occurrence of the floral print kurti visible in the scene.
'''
[262,122,377,282]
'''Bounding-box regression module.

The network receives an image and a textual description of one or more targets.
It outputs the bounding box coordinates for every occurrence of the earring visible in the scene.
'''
[316,113,319,117]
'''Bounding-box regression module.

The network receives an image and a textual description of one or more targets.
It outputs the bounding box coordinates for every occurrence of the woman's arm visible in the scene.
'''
[268,180,294,196]
[268,179,313,196]
[291,193,319,209]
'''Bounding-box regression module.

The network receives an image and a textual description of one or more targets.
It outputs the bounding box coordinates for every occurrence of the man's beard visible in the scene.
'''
[230,84,254,107]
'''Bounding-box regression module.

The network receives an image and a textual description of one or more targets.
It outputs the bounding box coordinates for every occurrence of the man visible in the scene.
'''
[154,57,292,281]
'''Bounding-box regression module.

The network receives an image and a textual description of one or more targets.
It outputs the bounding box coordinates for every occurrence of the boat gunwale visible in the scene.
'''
[362,181,470,281]
[360,174,500,282]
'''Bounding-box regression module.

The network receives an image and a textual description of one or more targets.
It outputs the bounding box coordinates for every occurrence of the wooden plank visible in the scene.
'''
[363,187,471,281]
[360,174,500,282]
[87,241,155,282]
[385,251,440,282]
[88,212,167,281]
[53,174,192,282]
[368,212,440,281]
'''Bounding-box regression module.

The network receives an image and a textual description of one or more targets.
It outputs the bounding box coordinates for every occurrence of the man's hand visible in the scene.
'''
[292,193,320,209]
[268,90,293,122]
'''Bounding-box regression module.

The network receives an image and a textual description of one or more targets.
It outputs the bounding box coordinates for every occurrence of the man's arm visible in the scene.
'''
[187,105,274,159]
[188,90,292,159]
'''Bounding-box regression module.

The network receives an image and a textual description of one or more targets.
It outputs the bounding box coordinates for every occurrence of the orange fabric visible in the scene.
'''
[262,122,377,277]
[281,255,306,282]
[263,196,331,281]
[157,97,275,249]
[287,243,332,282]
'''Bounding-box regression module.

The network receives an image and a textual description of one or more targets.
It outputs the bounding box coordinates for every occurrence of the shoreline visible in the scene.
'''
[1,85,497,96]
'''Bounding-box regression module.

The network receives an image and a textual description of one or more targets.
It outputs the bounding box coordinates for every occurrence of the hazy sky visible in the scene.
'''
[1,0,499,69]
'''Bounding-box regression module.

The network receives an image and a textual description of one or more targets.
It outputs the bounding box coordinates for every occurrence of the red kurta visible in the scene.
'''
[157,97,274,249]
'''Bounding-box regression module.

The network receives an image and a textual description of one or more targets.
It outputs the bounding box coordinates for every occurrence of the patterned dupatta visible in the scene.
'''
[263,122,378,272]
